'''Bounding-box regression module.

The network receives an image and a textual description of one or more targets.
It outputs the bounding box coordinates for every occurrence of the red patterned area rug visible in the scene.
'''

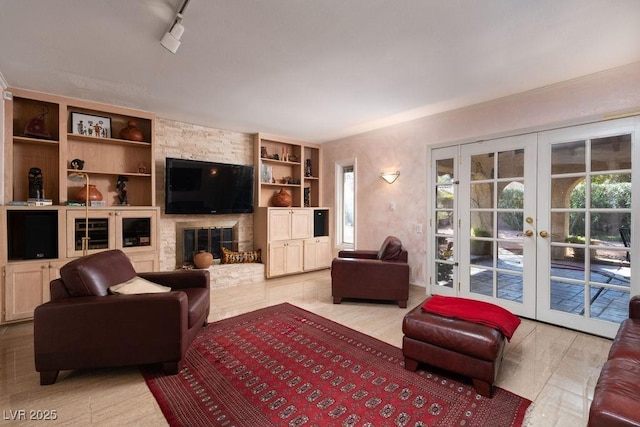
[142,303,532,426]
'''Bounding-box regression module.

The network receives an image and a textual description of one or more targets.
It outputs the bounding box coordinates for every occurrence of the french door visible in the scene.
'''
[537,119,637,337]
[429,117,639,337]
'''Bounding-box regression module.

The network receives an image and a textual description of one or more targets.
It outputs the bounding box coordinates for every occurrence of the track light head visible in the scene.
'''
[161,14,185,54]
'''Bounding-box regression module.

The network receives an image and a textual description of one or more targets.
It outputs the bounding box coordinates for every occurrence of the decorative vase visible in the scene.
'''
[76,184,103,202]
[273,188,292,207]
[193,250,213,269]
[119,120,144,142]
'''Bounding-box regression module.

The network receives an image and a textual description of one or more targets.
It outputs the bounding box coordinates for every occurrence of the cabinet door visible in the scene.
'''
[316,236,332,268]
[66,210,114,257]
[291,209,313,239]
[303,237,332,271]
[285,240,304,274]
[303,238,318,270]
[128,253,159,272]
[3,262,51,322]
[268,241,287,277]
[269,209,292,241]
[115,209,158,254]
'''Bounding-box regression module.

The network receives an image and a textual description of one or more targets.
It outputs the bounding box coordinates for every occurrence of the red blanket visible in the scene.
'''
[422,295,521,340]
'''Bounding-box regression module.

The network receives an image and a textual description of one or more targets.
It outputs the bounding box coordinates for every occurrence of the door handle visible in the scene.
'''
[539,231,549,238]
[524,230,534,237]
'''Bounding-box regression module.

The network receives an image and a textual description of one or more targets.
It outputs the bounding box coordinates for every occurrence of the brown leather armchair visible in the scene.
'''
[34,249,210,385]
[331,236,410,308]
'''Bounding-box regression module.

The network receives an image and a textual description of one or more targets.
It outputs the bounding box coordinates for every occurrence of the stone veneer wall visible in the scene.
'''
[154,118,264,284]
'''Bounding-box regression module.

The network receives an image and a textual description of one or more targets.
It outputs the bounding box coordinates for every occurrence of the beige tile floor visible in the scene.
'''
[0,269,613,426]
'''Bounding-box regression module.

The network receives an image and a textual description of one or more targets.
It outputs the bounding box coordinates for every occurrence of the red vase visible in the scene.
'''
[119,120,144,142]
[76,184,103,202]
[273,188,292,207]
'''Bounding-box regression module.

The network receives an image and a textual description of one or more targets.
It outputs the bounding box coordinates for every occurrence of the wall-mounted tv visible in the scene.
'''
[165,157,254,214]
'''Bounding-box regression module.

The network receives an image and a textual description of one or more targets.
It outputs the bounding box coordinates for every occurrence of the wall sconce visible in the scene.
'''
[68,172,90,256]
[380,171,400,184]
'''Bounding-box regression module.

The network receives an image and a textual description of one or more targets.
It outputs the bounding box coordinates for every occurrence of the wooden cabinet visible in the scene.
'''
[3,260,62,322]
[269,240,304,277]
[1,88,159,324]
[303,236,332,271]
[268,208,313,241]
[254,207,330,278]
[254,133,322,208]
[66,207,159,258]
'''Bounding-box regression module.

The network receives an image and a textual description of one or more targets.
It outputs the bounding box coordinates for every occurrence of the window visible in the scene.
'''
[335,159,356,248]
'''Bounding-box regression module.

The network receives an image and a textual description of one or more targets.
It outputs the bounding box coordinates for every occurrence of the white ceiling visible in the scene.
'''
[1,0,640,143]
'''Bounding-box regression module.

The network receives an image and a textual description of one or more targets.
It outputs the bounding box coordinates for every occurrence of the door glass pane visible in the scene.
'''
[436,262,454,288]
[436,211,454,234]
[75,217,109,250]
[471,154,493,180]
[497,272,523,302]
[552,141,585,174]
[122,217,151,248]
[498,211,523,237]
[498,241,523,272]
[470,266,493,296]
[470,212,493,238]
[550,280,585,314]
[551,177,585,209]
[590,174,631,209]
[470,183,493,208]
[498,181,524,209]
[591,135,632,172]
[498,149,524,179]
[437,159,454,183]
[589,286,629,323]
[436,184,454,208]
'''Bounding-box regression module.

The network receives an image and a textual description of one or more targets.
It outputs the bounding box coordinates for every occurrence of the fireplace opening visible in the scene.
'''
[176,221,238,268]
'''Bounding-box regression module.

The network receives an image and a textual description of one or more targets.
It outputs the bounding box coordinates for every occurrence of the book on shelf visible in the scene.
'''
[261,164,273,183]
[27,198,53,206]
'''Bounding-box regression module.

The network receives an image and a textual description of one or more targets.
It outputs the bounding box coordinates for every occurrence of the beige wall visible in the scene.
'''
[321,61,640,287]
[154,118,255,271]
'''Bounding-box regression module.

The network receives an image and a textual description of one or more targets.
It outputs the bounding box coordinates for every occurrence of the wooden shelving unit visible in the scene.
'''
[254,133,322,208]
[1,87,159,324]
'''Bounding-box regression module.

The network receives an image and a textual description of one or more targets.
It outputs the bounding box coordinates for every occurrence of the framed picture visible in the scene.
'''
[71,112,111,138]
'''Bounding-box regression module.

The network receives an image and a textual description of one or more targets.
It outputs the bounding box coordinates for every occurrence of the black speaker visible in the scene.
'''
[24,213,58,259]
[314,209,329,237]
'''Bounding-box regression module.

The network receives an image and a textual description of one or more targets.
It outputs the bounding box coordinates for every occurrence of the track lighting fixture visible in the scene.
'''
[161,0,191,54]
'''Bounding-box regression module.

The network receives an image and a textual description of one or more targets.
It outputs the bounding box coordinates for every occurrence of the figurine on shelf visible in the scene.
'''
[116,175,129,205]
[28,167,43,199]
[305,159,312,177]
[24,105,52,139]
[70,158,85,170]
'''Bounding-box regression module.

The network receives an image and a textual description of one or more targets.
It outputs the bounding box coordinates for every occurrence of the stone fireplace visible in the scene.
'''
[176,220,238,268]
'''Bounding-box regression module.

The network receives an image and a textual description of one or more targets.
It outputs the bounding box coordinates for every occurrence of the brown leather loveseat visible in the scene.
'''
[331,236,409,308]
[588,295,640,426]
[34,249,210,385]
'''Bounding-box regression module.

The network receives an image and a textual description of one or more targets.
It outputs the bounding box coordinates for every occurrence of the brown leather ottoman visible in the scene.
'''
[402,302,506,397]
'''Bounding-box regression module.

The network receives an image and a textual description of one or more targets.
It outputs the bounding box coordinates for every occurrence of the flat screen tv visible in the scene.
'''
[165,158,254,214]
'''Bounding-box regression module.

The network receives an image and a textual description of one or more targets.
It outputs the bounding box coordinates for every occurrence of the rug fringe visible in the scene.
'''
[522,402,535,427]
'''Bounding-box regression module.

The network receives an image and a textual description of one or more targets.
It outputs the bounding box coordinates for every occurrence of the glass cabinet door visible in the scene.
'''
[67,210,113,257]
[115,209,157,254]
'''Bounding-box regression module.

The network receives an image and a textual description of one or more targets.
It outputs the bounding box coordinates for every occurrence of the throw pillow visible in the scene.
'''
[221,247,262,264]
[109,276,171,295]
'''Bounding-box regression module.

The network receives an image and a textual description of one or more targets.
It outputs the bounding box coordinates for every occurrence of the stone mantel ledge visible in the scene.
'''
[191,263,265,288]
